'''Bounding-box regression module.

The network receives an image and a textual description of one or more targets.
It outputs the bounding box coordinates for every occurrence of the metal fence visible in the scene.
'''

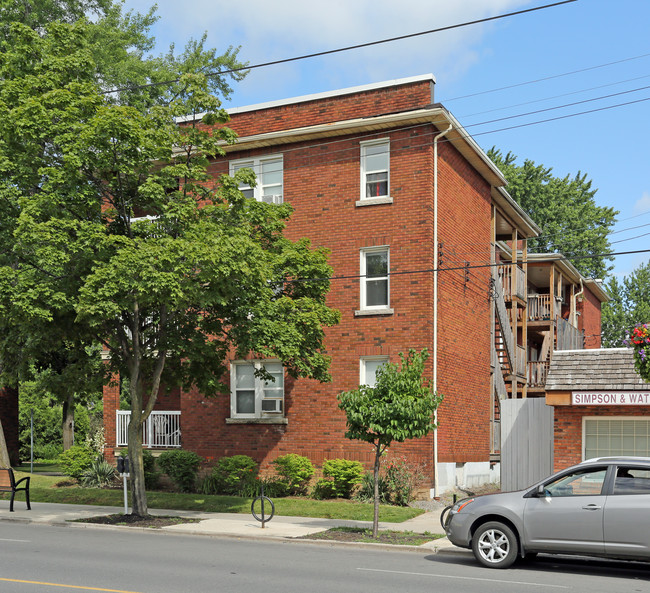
[116,411,181,448]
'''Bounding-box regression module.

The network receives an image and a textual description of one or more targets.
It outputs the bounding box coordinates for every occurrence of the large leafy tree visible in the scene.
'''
[337,349,442,537]
[0,0,246,458]
[488,149,618,279]
[602,262,650,347]
[0,20,339,514]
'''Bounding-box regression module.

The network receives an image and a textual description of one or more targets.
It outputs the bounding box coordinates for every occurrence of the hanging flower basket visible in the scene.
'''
[626,323,650,383]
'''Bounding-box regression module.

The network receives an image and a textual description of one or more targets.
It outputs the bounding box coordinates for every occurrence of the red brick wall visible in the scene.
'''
[0,386,19,466]
[204,81,434,138]
[103,79,495,482]
[102,375,120,459]
[579,286,602,349]
[554,405,650,470]
[436,138,492,463]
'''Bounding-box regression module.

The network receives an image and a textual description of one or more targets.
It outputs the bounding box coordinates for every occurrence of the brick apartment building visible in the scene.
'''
[101,74,607,493]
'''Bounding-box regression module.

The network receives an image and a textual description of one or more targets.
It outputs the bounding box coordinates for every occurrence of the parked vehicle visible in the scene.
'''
[442,457,650,568]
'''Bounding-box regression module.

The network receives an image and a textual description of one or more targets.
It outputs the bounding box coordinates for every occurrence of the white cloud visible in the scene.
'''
[126,0,531,104]
[634,191,650,214]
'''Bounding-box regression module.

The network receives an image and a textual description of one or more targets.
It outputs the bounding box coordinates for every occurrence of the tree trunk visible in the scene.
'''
[62,392,75,450]
[127,415,147,516]
[372,444,381,538]
[0,419,10,468]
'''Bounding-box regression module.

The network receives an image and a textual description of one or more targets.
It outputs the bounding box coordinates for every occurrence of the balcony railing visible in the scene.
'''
[528,294,552,321]
[116,411,181,448]
[516,345,526,377]
[497,264,526,302]
[528,360,550,387]
[556,317,584,350]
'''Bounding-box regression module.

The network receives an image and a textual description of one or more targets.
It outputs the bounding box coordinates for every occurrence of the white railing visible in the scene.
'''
[116,411,181,448]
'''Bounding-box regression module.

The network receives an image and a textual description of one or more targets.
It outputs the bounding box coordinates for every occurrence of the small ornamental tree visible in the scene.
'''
[337,349,442,537]
[627,324,650,382]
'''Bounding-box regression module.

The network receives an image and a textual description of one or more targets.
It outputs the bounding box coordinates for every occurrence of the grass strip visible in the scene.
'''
[303,526,445,546]
[2,472,424,523]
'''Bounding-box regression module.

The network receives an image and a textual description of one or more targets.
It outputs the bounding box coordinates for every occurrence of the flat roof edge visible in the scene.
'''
[177,74,436,123]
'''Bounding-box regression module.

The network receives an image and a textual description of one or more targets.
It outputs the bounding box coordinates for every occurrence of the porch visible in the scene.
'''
[116,411,181,448]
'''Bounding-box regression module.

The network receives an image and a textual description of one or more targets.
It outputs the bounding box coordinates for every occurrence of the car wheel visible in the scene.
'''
[472,521,518,569]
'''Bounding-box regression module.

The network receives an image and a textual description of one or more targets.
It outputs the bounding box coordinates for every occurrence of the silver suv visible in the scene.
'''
[442,457,650,568]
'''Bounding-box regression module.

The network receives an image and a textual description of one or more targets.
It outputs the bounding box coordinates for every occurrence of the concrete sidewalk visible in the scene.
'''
[0,499,463,553]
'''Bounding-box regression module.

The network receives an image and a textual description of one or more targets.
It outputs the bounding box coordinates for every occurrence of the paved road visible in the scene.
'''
[1,522,650,593]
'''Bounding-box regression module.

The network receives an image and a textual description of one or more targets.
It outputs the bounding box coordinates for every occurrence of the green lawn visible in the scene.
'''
[4,471,423,523]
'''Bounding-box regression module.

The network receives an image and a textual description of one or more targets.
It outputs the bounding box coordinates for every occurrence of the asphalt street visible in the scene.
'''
[1,521,650,593]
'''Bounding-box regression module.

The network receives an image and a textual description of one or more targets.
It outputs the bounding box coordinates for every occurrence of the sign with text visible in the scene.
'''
[572,391,650,405]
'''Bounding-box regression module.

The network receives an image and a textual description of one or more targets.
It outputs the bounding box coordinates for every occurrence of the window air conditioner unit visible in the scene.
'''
[261,194,282,204]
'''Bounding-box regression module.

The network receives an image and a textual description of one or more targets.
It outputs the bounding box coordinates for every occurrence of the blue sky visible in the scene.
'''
[123,0,650,280]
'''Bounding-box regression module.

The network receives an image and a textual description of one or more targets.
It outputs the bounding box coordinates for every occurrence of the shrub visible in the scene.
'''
[383,457,425,506]
[200,455,258,496]
[272,454,314,495]
[58,445,96,480]
[157,450,203,493]
[257,476,289,498]
[32,443,63,462]
[355,472,389,504]
[313,459,364,499]
[355,458,425,506]
[142,449,160,490]
[81,457,117,488]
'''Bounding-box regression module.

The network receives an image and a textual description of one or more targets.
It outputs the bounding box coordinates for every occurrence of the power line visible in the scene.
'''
[294,248,650,285]
[458,73,650,119]
[444,51,650,102]
[103,1,577,95]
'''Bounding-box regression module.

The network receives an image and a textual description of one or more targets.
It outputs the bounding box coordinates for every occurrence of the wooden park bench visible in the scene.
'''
[0,468,31,512]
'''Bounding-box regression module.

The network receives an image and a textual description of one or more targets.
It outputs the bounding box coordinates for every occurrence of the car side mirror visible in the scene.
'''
[536,484,547,497]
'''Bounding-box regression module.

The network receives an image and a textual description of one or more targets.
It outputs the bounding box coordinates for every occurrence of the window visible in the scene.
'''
[360,139,389,200]
[231,361,284,418]
[360,356,389,387]
[584,418,650,459]
[613,466,650,495]
[360,247,390,311]
[543,467,607,497]
[231,155,283,203]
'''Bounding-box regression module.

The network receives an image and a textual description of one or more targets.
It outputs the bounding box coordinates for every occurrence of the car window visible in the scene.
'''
[613,466,650,495]
[544,468,607,497]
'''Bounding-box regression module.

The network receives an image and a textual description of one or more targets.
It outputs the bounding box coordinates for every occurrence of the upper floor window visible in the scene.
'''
[231,155,283,204]
[231,360,284,418]
[360,356,389,387]
[360,247,390,310]
[360,139,389,200]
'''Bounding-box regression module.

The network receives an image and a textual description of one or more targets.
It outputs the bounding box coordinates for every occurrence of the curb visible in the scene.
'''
[0,513,468,555]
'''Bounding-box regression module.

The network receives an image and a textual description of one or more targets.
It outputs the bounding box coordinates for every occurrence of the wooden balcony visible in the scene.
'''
[497,264,526,302]
[527,294,552,321]
[528,360,550,387]
[516,345,526,378]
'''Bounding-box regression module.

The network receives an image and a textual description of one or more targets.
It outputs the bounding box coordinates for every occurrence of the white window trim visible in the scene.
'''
[358,246,392,314]
[230,154,284,204]
[360,356,390,387]
[582,416,650,460]
[230,359,284,420]
[360,138,390,202]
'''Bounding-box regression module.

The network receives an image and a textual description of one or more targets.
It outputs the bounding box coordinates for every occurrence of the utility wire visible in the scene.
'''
[103,1,577,95]
[445,51,650,102]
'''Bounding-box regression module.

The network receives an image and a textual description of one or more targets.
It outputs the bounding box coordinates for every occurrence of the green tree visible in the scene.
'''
[0,20,339,515]
[337,349,442,537]
[0,0,246,460]
[488,149,618,279]
[602,262,650,347]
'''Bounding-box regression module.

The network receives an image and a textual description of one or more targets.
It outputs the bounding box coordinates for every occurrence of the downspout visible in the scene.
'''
[572,279,584,327]
[433,123,452,499]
